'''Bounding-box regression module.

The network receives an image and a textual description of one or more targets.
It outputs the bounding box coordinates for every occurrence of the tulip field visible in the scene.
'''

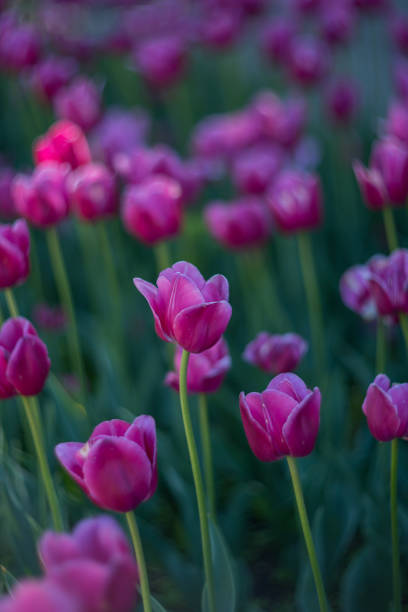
[2,0,408,611]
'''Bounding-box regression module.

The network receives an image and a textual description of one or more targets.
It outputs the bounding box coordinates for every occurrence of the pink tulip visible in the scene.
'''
[262,18,297,65]
[363,374,408,441]
[0,219,30,289]
[287,36,329,87]
[68,163,117,222]
[34,120,91,169]
[326,79,359,124]
[240,373,321,461]
[12,163,70,228]
[192,111,260,160]
[200,9,242,49]
[384,102,408,146]
[0,22,40,71]
[243,332,308,374]
[55,416,157,513]
[319,3,355,46]
[251,92,307,150]
[339,255,387,320]
[231,145,284,195]
[134,261,232,353]
[0,579,77,612]
[54,77,102,132]
[0,317,51,398]
[134,35,186,88]
[30,56,77,102]
[368,249,408,317]
[165,337,231,393]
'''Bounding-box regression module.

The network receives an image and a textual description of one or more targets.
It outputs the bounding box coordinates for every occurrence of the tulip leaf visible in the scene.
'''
[201,517,236,612]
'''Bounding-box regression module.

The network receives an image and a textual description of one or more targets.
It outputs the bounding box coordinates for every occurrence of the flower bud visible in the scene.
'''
[243,332,308,374]
[34,120,91,169]
[68,163,117,222]
[363,374,408,441]
[251,92,306,149]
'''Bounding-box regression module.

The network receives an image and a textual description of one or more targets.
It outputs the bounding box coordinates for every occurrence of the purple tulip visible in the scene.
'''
[0,22,40,72]
[363,374,408,441]
[267,169,323,233]
[192,111,260,160]
[319,3,355,46]
[287,36,329,87]
[240,373,321,461]
[122,175,183,245]
[134,261,232,353]
[251,92,306,150]
[200,9,242,49]
[55,416,157,513]
[262,18,297,65]
[34,120,91,170]
[205,197,272,250]
[0,167,17,219]
[12,163,70,228]
[0,579,77,612]
[134,35,186,88]
[368,249,408,317]
[30,56,77,102]
[326,79,359,124]
[68,163,117,222]
[231,145,284,195]
[384,102,408,147]
[165,337,231,393]
[54,77,102,132]
[0,219,30,289]
[243,332,308,374]
[39,516,139,612]
[0,317,51,398]
[339,255,387,320]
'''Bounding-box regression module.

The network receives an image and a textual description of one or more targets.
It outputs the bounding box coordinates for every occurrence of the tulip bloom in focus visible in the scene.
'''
[33,120,91,169]
[240,373,321,461]
[0,219,30,289]
[363,374,408,441]
[243,332,308,374]
[134,261,232,353]
[165,337,231,393]
[56,416,157,513]
[68,162,117,222]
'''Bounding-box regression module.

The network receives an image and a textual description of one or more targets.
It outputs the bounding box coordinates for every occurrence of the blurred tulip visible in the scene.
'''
[390,13,408,54]
[56,416,157,513]
[192,111,260,160]
[34,120,91,169]
[33,303,67,332]
[363,374,408,441]
[384,102,408,146]
[319,3,355,46]
[287,36,329,87]
[243,332,308,374]
[54,77,102,132]
[267,169,323,233]
[339,255,387,320]
[0,317,51,398]
[205,197,272,249]
[369,249,408,316]
[231,145,284,195]
[165,337,231,393]
[134,35,186,88]
[251,92,307,149]
[30,56,77,102]
[68,163,117,222]
[262,18,297,65]
[240,373,321,461]
[13,162,70,228]
[0,22,40,71]
[122,175,183,244]
[0,579,77,612]
[0,219,30,289]
[134,261,232,353]
[0,167,16,220]
[200,9,242,49]
[326,79,359,124]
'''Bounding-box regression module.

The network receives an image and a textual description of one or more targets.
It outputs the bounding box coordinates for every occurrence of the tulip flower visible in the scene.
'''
[384,102,408,147]
[0,579,77,612]
[33,120,91,169]
[319,3,355,46]
[326,79,359,124]
[0,316,51,398]
[134,34,186,88]
[134,261,232,353]
[0,166,17,219]
[390,13,408,55]
[54,77,102,132]
[365,249,408,317]
[122,175,183,245]
[39,516,139,612]
[286,36,329,87]
[200,9,242,49]
[56,416,157,513]
[0,219,30,289]
[192,111,260,160]
[0,22,40,72]
[33,303,67,332]
[262,18,297,65]
[231,145,283,195]
[251,92,306,150]
[363,374,408,442]
[12,162,70,228]
[267,169,323,233]
[68,162,117,222]
[30,56,77,102]
[205,198,272,250]
[339,255,387,320]
[165,337,231,393]
[243,332,308,374]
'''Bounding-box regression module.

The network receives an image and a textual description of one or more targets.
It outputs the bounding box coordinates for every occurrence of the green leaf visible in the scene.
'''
[201,517,236,612]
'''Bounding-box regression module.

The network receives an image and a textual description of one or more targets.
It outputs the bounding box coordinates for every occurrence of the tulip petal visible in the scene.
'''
[39,533,80,570]
[126,415,157,495]
[55,442,87,490]
[239,392,280,462]
[0,347,16,399]
[73,516,130,563]
[169,261,206,289]
[105,557,139,612]
[267,372,308,401]
[164,273,205,333]
[202,274,230,301]
[83,437,153,512]
[283,389,321,457]
[164,371,179,391]
[262,389,298,455]
[49,560,108,612]
[173,300,232,353]
[90,419,130,441]
[6,336,51,395]
[389,383,408,437]
[0,317,36,353]
[133,277,170,341]
[363,383,400,441]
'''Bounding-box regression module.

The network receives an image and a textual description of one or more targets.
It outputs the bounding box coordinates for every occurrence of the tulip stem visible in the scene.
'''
[398,314,408,356]
[390,439,401,612]
[286,457,328,612]
[46,228,86,401]
[4,289,19,318]
[20,395,63,531]
[382,207,399,252]
[199,393,216,519]
[179,350,216,612]
[154,242,171,274]
[297,233,325,376]
[126,512,152,612]
[376,318,386,374]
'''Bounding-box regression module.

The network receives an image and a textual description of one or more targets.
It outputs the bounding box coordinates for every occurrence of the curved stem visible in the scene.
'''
[46,228,86,400]
[154,242,171,274]
[390,439,401,612]
[179,350,215,612]
[286,457,328,612]
[376,318,386,374]
[4,289,19,318]
[20,395,63,531]
[126,512,152,612]
[382,207,399,252]
[199,393,216,520]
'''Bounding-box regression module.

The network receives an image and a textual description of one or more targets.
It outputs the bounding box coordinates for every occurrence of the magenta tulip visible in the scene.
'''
[231,145,283,195]
[368,249,408,317]
[0,317,51,398]
[34,120,91,169]
[192,111,260,160]
[287,36,329,87]
[0,166,17,219]
[339,255,387,320]
[390,13,408,55]
[134,35,185,88]
[251,92,306,150]
[262,18,296,65]
[0,22,40,72]
[12,163,70,228]
[165,337,231,393]
[55,416,157,513]
[363,374,408,441]
[326,79,359,124]
[54,77,102,132]
[30,56,77,102]
[200,9,242,49]
[0,579,77,612]
[240,373,321,461]
[68,163,117,222]
[122,175,183,244]
[319,3,355,46]
[0,219,30,289]
[384,102,408,147]
[134,261,232,353]
[243,332,308,374]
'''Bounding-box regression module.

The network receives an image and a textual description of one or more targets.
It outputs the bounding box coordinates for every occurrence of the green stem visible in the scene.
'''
[399,314,408,356]
[154,242,171,274]
[390,439,401,612]
[199,393,216,519]
[4,288,19,318]
[46,228,86,400]
[20,396,63,531]
[252,249,291,331]
[126,512,152,612]
[179,350,215,612]
[382,207,399,252]
[376,318,386,374]
[286,457,328,612]
[297,233,325,376]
